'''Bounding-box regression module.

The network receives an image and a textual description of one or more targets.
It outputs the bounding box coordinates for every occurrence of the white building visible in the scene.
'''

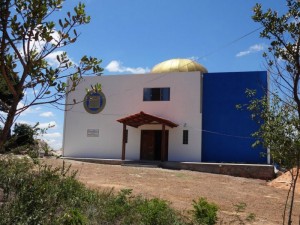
[63,58,268,164]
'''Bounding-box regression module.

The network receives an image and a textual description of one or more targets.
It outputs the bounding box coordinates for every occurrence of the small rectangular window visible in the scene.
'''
[143,88,170,101]
[183,130,188,145]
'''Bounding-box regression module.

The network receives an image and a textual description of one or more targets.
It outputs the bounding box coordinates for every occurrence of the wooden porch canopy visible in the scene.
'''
[117,111,178,161]
[117,111,178,128]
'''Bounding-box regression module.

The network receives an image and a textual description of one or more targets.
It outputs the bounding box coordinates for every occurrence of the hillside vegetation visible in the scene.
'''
[0,155,220,225]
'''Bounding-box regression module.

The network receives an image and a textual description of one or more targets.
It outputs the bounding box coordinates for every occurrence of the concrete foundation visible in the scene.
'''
[62,157,275,180]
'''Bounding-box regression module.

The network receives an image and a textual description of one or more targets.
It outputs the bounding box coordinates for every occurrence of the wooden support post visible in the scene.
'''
[122,124,126,160]
[161,124,166,162]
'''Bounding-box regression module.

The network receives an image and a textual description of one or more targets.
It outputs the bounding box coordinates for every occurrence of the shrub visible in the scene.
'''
[3,123,38,152]
[191,197,218,225]
[0,156,187,225]
[0,157,90,225]
[229,202,256,224]
[0,155,33,200]
[86,188,185,225]
[136,198,183,225]
[13,123,36,146]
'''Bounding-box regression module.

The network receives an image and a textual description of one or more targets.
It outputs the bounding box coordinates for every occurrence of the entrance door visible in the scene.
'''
[140,130,168,161]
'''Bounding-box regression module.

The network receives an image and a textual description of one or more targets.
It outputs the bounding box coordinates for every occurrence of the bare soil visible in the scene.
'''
[40,158,300,224]
[269,168,300,195]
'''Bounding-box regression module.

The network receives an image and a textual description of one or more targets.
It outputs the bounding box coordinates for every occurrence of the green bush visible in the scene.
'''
[0,155,33,200]
[0,156,186,225]
[0,157,90,225]
[3,123,41,152]
[13,123,36,146]
[191,197,218,225]
[136,198,183,225]
[84,188,185,225]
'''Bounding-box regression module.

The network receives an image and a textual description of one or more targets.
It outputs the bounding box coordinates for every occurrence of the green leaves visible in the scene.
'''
[251,0,300,171]
[2,0,103,103]
[0,0,103,147]
[80,55,103,74]
[243,91,299,170]
[74,3,90,24]
[253,1,300,71]
[86,83,102,94]
[191,198,218,225]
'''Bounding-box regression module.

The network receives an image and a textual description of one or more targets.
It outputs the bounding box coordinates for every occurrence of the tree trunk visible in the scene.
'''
[283,174,293,225]
[287,154,300,225]
[0,98,19,152]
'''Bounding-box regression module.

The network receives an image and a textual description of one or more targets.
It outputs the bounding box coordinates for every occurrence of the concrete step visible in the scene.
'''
[122,161,160,168]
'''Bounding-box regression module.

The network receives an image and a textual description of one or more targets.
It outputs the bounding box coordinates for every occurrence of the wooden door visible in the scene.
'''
[140,130,155,160]
[140,130,168,161]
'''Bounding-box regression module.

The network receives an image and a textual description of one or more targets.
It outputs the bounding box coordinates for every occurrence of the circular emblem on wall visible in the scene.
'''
[83,91,106,114]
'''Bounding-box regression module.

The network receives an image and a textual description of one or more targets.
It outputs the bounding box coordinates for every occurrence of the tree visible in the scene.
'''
[0,75,23,141]
[252,1,300,224]
[0,75,22,114]
[0,0,103,151]
[3,123,38,151]
[13,123,36,146]
[244,91,300,225]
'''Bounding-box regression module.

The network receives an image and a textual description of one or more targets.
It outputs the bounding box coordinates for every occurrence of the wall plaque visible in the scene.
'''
[87,129,99,137]
[83,91,106,114]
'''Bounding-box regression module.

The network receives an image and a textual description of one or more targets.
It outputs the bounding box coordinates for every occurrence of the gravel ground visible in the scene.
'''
[40,158,299,224]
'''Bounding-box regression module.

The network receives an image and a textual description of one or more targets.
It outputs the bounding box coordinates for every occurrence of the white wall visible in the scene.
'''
[63,72,202,162]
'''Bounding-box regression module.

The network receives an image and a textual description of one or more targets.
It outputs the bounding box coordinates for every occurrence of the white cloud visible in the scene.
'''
[17,102,33,115]
[46,139,57,144]
[188,56,200,61]
[39,111,54,117]
[39,133,62,150]
[16,102,42,116]
[42,132,61,138]
[16,120,31,125]
[17,101,25,110]
[15,120,57,130]
[38,121,57,129]
[18,29,75,68]
[45,51,62,66]
[46,139,62,150]
[236,44,265,57]
[105,60,150,74]
[28,29,61,52]
[45,50,75,67]
[49,30,62,45]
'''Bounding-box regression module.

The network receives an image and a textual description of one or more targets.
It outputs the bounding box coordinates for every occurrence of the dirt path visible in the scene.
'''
[43,158,299,224]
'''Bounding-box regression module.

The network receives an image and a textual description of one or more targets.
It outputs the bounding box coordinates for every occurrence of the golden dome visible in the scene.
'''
[151,58,208,73]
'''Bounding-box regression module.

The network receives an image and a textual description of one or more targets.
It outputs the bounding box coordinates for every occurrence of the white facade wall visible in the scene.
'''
[63,72,203,162]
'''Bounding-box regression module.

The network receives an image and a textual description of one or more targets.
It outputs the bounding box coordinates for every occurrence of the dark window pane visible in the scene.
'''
[151,88,161,101]
[161,88,170,101]
[143,88,151,101]
[183,130,188,144]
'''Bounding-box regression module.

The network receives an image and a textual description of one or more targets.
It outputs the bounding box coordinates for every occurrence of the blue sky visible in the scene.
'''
[15,0,285,150]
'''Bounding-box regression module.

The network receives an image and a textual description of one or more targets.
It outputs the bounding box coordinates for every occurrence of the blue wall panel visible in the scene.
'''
[202,71,268,164]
